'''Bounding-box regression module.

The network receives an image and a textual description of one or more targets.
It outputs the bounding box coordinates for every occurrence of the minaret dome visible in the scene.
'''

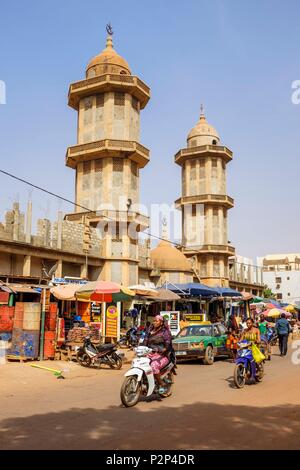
[187,107,220,148]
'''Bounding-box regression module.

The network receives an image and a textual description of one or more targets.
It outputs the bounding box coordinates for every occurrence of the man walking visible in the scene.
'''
[276,313,291,356]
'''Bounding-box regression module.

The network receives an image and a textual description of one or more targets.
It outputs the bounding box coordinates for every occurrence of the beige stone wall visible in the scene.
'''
[78,92,140,144]
[76,157,139,211]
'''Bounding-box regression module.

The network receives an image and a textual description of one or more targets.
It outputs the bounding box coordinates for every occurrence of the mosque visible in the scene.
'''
[0,28,263,296]
[65,28,234,288]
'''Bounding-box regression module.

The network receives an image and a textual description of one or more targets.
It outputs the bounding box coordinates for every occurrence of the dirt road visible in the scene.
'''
[1,347,300,450]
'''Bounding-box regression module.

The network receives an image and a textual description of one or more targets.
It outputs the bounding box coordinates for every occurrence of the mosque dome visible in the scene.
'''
[86,34,131,78]
[187,108,220,147]
[150,240,192,272]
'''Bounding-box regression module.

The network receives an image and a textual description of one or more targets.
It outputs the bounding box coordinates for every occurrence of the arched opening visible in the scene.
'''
[212,139,217,145]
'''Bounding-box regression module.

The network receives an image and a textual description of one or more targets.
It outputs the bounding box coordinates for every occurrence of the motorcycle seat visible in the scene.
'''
[97,343,115,352]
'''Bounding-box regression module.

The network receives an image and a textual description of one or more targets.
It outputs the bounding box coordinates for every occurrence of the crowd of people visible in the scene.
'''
[226,312,293,360]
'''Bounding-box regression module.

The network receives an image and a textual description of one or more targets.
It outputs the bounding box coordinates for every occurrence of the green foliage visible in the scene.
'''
[263,286,276,299]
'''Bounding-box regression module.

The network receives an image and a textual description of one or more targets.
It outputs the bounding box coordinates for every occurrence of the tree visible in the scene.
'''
[263,286,276,299]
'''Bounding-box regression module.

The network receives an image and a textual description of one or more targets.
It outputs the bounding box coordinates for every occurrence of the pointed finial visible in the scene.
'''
[162,217,169,240]
[200,103,206,121]
[105,23,114,49]
[106,23,113,36]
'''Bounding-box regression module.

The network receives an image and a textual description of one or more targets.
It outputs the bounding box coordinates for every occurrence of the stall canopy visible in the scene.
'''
[128,285,158,297]
[155,289,181,301]
[168,283,220,297]
[50,284,79,301]
[76,280,135,302]
[216,287,242,298]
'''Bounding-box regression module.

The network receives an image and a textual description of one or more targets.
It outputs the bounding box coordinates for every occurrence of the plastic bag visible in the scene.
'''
[252,343,265,363]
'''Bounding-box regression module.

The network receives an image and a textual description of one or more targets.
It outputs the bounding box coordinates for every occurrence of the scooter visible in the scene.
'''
[76,336,123,369]
[120,346,176,407]
[233,340,264,389]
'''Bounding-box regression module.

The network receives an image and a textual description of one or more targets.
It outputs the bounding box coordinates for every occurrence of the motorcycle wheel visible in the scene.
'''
[109,353,123,370]
[255,362,264,382]
[120,376,141,407]
[234,363,246,388]
[160,372,174,398]
[77,351,91,367]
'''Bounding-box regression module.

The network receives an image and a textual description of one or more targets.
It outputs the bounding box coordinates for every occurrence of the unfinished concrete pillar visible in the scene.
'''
[23,255,31,277]
[25,201,32,244]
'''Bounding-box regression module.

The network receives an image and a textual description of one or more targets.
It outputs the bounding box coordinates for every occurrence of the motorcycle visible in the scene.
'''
[260,327,278,361]
[119,326,147,349]
[120,346,176,407]
[76,336,123,369]
[233,340,264,389]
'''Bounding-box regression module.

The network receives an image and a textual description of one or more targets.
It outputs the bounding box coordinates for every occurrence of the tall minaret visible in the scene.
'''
[175,107,235,287]
[65,26,150,285]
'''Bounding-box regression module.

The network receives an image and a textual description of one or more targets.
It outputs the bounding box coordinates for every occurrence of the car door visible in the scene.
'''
[216,323,228,355]
[212,324,222,355]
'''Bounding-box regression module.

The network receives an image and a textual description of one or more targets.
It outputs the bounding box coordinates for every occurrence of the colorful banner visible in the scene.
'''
[105,304,119,338]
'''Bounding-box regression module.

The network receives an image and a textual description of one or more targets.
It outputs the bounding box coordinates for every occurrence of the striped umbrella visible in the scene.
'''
[76,281,135,302]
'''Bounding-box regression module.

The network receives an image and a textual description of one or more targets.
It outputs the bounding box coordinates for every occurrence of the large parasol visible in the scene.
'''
[76,280,135,302]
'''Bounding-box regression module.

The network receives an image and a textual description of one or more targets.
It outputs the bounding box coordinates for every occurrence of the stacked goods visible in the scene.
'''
[0,306,14,332]
[44,330,56,359]
[10,328,39,358]
[43,303,58,359]
[23,303,41,331]
[13,303,24,329]
[45,303,58,331]
[9,303,41,359]
[67,325,100,343]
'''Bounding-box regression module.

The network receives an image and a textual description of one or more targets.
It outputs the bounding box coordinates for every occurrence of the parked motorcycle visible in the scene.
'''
[120,346,176,407]
[119,326,147,349]
[76,336,122,369]
[233,340,264,389]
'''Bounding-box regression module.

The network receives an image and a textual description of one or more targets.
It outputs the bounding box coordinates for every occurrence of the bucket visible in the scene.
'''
[44,330,55,358]
[23,303,41,331]
[0,331,12,342]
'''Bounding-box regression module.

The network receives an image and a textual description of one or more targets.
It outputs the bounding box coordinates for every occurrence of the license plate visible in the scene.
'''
[175,351,187,355]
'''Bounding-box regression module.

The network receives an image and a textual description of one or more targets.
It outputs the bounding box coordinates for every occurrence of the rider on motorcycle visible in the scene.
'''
[145,315,172,394]
[241,317,261,344]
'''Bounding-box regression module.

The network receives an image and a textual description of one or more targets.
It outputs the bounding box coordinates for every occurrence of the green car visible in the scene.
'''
[173,322,229,365]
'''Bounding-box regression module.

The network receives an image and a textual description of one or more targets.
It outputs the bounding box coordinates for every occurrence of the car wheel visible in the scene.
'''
[203,345,214,365]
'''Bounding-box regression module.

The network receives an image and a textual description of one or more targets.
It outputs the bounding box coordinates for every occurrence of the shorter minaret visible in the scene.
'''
[175,107,235,287]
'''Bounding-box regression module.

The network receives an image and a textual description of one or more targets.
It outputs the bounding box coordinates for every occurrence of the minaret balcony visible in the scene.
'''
[65,209,149,232]
[175,145,233,166]
[66,139,150,169]
[68,74,150,110]
[175,194,234,209]
[183,244,236,256]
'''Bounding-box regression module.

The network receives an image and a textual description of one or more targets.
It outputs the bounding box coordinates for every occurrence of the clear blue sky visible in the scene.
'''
[0,0,299,260]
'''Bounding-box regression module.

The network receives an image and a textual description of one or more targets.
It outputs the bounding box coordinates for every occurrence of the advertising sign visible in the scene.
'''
[160,311,180,336]
[105,304,119,338]
[185,313,206,323]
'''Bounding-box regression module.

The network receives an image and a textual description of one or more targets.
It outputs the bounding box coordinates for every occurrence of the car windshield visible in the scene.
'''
[178,325,212,337]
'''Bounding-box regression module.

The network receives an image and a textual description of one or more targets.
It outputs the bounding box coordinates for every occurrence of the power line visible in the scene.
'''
[0,168,181,248]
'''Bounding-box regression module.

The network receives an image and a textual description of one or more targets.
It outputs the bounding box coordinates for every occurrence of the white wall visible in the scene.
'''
[262,270,300,303]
